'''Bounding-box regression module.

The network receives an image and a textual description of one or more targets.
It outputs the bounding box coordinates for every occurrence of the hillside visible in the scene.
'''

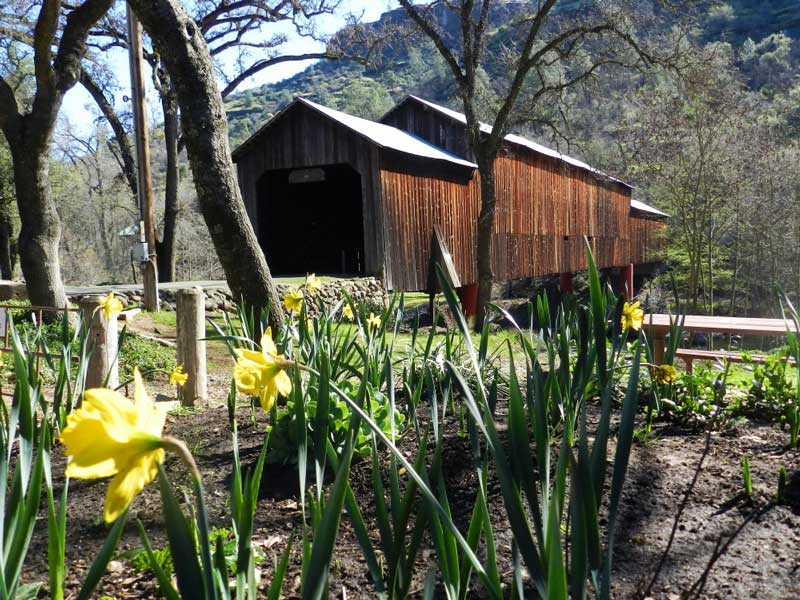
[224,0,800,147]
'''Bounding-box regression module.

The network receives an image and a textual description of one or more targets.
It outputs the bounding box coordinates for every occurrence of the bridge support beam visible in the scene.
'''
[619,264,634,300]
[559,272,574,294]
[457,284,478,318]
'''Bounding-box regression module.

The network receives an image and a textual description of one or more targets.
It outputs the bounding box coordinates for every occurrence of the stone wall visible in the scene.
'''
[56,277,389,315]
[275,278,388,316]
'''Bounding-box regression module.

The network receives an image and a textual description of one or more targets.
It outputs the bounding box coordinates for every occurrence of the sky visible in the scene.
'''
[60,1,391,135]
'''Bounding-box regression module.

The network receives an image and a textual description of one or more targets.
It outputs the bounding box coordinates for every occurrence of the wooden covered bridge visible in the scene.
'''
[232,95,667,304]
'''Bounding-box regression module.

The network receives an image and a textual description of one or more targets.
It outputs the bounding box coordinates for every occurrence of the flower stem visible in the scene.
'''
[161,435,202,483]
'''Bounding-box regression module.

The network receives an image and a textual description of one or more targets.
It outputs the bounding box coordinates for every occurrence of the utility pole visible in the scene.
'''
[127,3,159,312]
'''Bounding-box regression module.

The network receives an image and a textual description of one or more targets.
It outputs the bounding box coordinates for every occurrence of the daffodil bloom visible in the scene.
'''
[283,289,304,314]
[169,365,188,387]
[653,364,677,385]
[306,273,322,293]
[99,291,124,321]
[621,301,644,333]
[367,313,382,331]
[233,328,293,413]
[342,304,354,321]
[59,368,166,523]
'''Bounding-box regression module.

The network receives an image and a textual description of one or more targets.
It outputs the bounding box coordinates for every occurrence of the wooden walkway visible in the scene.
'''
[646,314,799,364]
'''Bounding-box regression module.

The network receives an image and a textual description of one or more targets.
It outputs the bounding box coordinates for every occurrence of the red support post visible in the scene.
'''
[456,284,479,318]
[620,263,634,300]
[559,272,574,293]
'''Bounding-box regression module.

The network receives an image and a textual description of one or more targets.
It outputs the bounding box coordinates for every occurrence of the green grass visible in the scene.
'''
[149,310,177,328]
[119,333,176,382]
[678,357,798,386]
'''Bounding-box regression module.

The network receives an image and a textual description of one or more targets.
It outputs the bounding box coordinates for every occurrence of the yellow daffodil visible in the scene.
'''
[233,328,293,413]
[367,313,382,331]
[98,291,124,321]
[169,365,188,387]
[306,273,322,293]
[283,289,304,314]
[653,364,677,385]
[621,301,644,333]
[342,304,354,321]
[59,368,166,523]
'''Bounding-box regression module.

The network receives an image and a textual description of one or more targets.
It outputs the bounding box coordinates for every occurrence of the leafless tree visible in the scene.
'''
[118,0,290,328]
[0,0,113,309]
[85,0,345,281]
[397,0,689,328]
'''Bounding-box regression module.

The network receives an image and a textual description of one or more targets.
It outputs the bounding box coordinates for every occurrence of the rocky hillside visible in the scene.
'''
[224,0,799,146]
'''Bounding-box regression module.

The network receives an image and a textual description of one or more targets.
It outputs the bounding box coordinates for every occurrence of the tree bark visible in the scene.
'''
[0,200,16,279]
[8,147,68,308]
[156,81,179,282]
[0,0,113,311]
[475,152,496,329]
[126,0,285,329]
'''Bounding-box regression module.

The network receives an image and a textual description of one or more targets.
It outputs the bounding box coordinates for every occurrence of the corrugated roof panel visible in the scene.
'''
[404,95,632,188]
[630,199,669,218]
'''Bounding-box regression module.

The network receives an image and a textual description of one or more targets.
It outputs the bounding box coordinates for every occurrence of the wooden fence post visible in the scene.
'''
[176,287,207,406]
[80,295,119,389]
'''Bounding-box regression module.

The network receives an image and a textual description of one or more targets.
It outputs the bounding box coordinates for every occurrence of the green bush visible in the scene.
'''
[661,367,726,426]
[654,350,797,428]
[735,350,797,420]
[266,382,403,465]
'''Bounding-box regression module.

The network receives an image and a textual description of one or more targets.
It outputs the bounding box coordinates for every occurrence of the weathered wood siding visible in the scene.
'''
[630,216,668,265]
[233,102,386,279]
[379,155,479,290]
[490,146,633,280]
[381,100,667,289]
[378,144,646,292]
[381,101,472,159]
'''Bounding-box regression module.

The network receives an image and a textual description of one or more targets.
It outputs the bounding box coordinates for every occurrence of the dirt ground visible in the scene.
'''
[16,316,800,598]
[19,402,800,599]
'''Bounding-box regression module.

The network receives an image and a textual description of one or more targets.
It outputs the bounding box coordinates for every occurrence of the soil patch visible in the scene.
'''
[18,394,800,599]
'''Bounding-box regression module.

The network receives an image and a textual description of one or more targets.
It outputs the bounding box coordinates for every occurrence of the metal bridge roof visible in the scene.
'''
[630,199,669,219]
[233,97,478,169]
[402,95,633,189]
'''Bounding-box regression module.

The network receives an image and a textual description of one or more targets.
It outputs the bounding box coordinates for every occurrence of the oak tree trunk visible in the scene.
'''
[475,153,496,330]
[0,201,16,279]
[0,0,113,311]
[126,0,285,330]
[156,88,179,282]
[8,147,68,308]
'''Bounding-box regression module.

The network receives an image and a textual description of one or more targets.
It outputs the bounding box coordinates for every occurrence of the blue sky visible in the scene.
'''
[60,1,391,135]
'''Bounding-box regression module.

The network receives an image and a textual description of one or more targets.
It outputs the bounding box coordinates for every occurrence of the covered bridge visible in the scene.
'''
[232,96,667,296]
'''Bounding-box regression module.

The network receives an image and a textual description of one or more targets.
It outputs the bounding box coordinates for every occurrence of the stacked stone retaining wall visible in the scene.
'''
[0,278,389,316]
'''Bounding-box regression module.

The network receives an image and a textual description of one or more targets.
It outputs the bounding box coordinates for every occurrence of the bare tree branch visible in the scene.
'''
[32,0,60,97]
[79,67,137,196]
[397,0,467,89]
[219,51,335,98]
[53,0,114,92]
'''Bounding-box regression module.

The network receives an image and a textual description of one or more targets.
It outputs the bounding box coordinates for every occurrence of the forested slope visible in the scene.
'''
[225,0,799,146]
[224,0,800,316]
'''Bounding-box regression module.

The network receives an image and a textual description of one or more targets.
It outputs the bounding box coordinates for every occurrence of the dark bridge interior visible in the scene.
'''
[257,164,365,276]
